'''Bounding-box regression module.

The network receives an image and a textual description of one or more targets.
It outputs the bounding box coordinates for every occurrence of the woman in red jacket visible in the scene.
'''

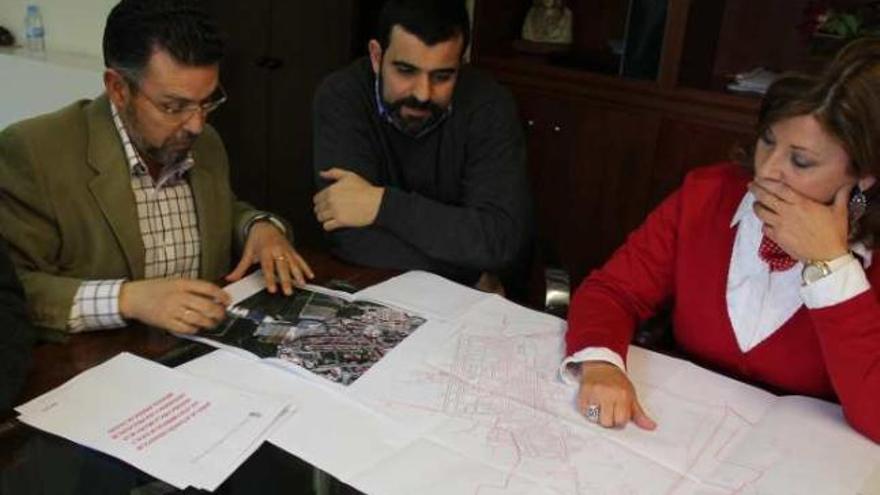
[565,38,880,442]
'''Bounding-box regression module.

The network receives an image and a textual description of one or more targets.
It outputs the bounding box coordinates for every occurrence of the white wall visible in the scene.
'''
[0,0,115,59]
[0,0,476,60]
[0,53,104,127]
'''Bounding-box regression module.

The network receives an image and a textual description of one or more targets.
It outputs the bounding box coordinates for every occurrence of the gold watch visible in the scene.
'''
[801,253,854,285]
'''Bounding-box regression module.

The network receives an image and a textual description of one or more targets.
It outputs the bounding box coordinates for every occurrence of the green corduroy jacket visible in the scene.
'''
[0,94,271,331]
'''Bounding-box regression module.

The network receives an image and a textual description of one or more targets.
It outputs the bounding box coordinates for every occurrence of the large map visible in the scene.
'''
[265,272,880,495]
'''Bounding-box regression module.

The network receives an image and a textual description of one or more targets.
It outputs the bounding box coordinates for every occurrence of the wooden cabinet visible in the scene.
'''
[515,86,663,282]
[516,90,585,277]
[470,0,803,283]
[205,0,272,223]
[475,0,869,89]
[504,65,755,282]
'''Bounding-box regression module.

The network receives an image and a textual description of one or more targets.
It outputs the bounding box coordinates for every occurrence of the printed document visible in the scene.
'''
[16,353,291,491]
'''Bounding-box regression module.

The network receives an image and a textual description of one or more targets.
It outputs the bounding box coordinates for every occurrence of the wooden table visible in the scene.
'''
[17,249,397,404]
[0,249,397,480]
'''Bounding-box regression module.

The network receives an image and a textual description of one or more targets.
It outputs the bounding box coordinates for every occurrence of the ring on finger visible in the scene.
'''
[585,404,601,423]
[275,255,286,262]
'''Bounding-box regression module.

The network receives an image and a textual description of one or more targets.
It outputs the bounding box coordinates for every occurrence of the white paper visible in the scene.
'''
[223,269,357,306]
[270,293,880,494]
[713,395,880,495]
[176,349,415,483]
[346,298,687,493]
[52,273,875,494]
[17,353,290,491]
[177,349,306,401]
[348,438,557,495]
[354,271,491,320]
[224,270,268,306]
[268,380,414,484]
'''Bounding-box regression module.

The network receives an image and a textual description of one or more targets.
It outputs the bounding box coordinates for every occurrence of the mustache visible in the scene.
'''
[171,131,199,146]
[147,132,199,167]
[388,96,443,115]
[164,132,199,154]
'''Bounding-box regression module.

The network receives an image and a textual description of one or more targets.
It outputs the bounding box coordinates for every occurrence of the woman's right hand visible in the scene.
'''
[577,361,657,430]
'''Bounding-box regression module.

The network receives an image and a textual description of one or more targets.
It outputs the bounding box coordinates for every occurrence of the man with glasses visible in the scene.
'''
[312,0,531,292]
[0,0,313,334]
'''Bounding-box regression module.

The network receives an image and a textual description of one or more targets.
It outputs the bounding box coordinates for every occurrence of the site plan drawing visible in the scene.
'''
[181,271,879,494]
[271,273,880,495]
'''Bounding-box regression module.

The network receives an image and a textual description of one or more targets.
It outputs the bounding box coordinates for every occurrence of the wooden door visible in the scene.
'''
[265,0,360,249]
[565,99,661,283]
[205,0,273,209]
[206,0,364,249]
[513,88,578,273]
[512,87,663,285]
[649,116,754,209]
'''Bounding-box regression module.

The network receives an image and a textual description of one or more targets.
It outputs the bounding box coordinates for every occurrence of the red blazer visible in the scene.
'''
[566,163,880,442]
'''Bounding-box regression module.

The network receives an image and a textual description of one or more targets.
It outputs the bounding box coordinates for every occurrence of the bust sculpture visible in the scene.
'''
[521,0,573,45]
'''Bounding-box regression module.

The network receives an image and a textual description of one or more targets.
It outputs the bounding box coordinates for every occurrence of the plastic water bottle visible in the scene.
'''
[24,5,46,55]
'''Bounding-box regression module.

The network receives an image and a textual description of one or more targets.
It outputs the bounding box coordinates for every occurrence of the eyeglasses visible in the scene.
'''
[126,77,227,123]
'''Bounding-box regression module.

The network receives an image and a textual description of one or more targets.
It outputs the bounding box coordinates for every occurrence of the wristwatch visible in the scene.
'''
[248,213,287,235]
[801,253,855,285]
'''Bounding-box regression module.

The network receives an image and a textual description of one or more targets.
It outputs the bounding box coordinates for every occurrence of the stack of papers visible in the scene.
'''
[726,67,779,95]
[16,353,293,491]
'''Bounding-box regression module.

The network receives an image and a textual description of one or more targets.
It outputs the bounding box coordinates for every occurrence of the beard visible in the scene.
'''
[379,75,447,138]
[123,104,198,168]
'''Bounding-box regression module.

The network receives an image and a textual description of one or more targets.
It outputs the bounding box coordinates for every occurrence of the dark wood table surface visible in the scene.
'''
[18,249,397,404]
[0,249,398,469]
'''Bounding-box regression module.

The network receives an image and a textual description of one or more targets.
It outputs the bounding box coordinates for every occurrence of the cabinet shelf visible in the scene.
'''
[473,0,866,96]
[471,0,826,283]
[477,54,760,130]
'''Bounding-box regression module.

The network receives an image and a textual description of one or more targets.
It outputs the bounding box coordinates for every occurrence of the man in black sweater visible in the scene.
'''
[312,0,532,288]
[0,238,33,411]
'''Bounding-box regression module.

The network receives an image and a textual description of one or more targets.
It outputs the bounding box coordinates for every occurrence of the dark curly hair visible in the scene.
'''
[103,0,224,81]
[375,0,470,54]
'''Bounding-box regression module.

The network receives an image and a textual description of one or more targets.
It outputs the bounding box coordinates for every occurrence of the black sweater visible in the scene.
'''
[313,58,532,284]
[0,239,33,410]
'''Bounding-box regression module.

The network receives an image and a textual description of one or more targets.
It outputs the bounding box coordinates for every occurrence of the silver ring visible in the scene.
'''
[586,404,600,423]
